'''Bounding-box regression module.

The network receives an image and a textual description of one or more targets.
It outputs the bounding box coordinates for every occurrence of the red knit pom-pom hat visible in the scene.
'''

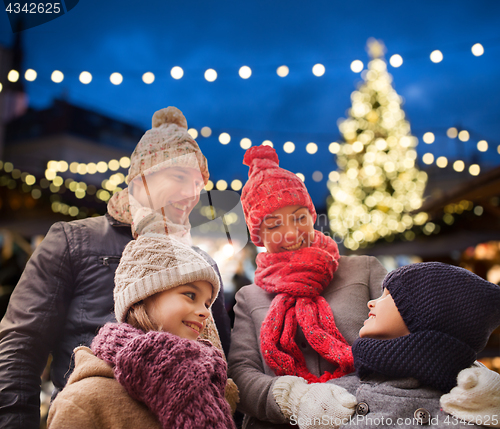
[241,145,316,246]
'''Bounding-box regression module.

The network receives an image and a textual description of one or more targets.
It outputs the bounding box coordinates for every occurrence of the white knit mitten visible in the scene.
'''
[273,376,357,429]
[440,365,500,427]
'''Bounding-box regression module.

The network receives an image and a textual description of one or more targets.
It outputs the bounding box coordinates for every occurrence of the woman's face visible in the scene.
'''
[358,289,410,340]
[144,280,213,341]
[129,166,204,225]
[258,205,315,253]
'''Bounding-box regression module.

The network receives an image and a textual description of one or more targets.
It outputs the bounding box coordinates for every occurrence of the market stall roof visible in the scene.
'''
[418,165,500,217]
[356,165,500,258]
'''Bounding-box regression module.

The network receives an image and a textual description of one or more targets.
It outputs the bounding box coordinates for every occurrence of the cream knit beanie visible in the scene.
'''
[114,234,220,323]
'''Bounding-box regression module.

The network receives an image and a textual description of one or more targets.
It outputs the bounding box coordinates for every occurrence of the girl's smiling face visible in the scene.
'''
[359,289,410,340]
[258,205,315,253]
[144,280,213,340]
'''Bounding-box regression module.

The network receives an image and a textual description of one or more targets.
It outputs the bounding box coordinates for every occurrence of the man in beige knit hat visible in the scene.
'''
[0,106,232,429]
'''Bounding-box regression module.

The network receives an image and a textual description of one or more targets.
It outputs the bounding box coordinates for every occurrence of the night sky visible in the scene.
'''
[1,0,499,206]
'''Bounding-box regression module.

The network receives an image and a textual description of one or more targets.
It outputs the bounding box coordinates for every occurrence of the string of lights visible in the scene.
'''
[0,40,494,91]
[0,121,497,214]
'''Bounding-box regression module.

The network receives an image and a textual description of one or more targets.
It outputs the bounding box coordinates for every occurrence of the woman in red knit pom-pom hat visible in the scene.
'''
[228,145,388,428]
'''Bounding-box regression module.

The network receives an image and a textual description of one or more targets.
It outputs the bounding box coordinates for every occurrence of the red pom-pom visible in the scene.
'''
[243,145,279,167]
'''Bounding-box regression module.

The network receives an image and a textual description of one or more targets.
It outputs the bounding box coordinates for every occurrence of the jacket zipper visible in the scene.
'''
[99,256,121,266]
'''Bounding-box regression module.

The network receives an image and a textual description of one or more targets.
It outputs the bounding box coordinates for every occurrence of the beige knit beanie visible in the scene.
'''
[129,106,209,185]
[114,234,220,323]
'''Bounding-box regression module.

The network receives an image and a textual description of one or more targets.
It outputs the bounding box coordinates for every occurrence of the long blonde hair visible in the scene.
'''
[126,301,159,332]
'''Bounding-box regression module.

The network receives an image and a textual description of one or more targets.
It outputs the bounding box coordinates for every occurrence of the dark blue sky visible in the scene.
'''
[1,0,499,205]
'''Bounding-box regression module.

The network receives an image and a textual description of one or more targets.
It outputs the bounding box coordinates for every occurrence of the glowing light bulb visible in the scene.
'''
[422,153,434,165]
[239,66,252,79]
[453,160,465,172]
[389,54,403,68]
[79,71,92,84]
[350,60,364,73]
[283,142,295,153]
[51,70,64,83]
[142,72,155,84]
[471,43,484,56]
[477,140,488,152]
[458,130,470,142]
[277,65,289,77]
[306,142,318,154]
[423,132,435,144]
[204,69,217,82]
[216,180,228,190]
[188,128,198,139]
[469,164,480,176]
[201,127,212,137]
[8,70,19,82]
[110,72,123,85]
[219,133,231,144]
[25,69,37,81]
[171,66,184,80]
[436,156,448,168]
[240,138,252,149]
[329,142,340,154]
[231,180,242,191]
[312,64,325,76]
[447,127,458,138]
[430,50,443,63]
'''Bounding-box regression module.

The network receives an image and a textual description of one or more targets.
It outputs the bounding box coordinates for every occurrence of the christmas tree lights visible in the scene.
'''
[328,39,428,250]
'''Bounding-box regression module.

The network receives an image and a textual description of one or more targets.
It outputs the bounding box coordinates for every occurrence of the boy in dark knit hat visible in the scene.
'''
[273,262,500,428]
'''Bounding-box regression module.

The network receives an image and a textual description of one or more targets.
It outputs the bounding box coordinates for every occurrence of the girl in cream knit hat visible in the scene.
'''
[48,234,238,429]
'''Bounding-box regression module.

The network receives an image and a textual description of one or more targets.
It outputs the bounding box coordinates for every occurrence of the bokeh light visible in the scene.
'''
[312,64,325,76]
[430,50,443,63]
[277,65,289,77]
[171,66,184,79]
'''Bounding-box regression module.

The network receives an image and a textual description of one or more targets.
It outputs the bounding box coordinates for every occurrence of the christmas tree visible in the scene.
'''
[327,39,428,251]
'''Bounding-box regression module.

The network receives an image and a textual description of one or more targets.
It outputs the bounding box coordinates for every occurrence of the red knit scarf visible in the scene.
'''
[256,231,354,383]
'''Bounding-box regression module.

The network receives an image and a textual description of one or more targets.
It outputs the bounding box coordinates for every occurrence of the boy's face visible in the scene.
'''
[359,289,410,340]
[258,205,315,253]
[144,280,212,340]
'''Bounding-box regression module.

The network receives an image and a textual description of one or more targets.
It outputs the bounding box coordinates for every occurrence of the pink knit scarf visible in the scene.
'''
[256,231,355,383]
[91,323,235,429]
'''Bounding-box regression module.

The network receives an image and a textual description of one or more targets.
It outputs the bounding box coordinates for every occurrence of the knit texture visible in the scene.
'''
[273,375,357,426]
[353,262,500,393]
[353,331,476,393]
[91,323,235,429]
[114,234,220,323]
[385,262,500,352]
[440,365,500,427]
[128,194,192,244]
[241,145,316,246]
[256,231,354,383]
[107,106,209,227]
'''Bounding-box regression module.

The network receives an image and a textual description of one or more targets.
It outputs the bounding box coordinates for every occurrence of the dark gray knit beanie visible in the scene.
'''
[352,262,500,392]
[384,261,500,353]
